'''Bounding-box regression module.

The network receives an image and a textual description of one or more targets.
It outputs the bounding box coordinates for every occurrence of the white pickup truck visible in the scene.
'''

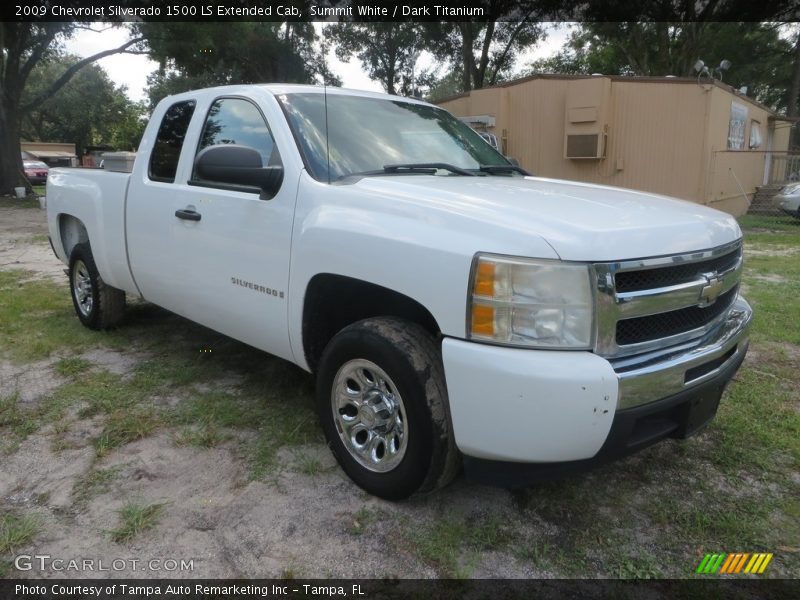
[46,85,752,499]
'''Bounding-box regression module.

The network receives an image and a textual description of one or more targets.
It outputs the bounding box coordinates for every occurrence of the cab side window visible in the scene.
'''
[149,100,196,182]
[192,98,281,185]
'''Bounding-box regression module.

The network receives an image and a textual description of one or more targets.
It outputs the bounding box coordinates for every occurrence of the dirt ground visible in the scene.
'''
[1,203,797,581]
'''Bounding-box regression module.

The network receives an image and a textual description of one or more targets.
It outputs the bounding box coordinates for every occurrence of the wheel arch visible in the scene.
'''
[302,273,441,374]
[57,214,90,260]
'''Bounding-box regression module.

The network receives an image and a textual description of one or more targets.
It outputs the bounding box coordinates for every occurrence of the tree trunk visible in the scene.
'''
[788,31,800,118]
[0,96,24,195]
[459,24,473,92]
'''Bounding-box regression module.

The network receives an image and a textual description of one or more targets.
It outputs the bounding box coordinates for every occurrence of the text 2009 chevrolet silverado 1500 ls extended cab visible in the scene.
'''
[46,85,752,499]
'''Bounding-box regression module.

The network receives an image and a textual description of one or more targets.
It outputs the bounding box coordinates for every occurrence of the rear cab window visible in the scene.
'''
[149,100,196,183]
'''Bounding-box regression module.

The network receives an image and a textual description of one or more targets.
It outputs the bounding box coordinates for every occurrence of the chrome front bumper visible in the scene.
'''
[612,295,752,409]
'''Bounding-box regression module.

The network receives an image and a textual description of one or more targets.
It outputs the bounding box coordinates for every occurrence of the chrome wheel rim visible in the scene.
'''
[72,259,93,317]
[331,359,408,473]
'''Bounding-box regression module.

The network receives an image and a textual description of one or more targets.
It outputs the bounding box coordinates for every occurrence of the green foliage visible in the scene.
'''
[529,23,795,112]
[20,55,147,153]
[0,513,40,554]
[110,501,165,543]
[137,22,340,108]
[325,23,426,96]
[425,18,545,93]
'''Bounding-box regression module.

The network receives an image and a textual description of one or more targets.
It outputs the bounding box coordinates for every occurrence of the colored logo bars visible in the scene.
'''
[696,552,773,574]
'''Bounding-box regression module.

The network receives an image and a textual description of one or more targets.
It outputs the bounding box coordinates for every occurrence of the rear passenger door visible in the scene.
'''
[127,94,297,362]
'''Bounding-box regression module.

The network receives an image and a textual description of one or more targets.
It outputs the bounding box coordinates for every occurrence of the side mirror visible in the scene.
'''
[194,144,283,199]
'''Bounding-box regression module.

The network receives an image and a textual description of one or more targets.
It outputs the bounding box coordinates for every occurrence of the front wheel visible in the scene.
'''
[316,317,459,500]
[69,242,126,330]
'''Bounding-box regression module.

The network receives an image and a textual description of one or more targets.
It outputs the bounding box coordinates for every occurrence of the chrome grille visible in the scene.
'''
[615,247,742,292]
[616,286,738,345]
[594,240,743,358]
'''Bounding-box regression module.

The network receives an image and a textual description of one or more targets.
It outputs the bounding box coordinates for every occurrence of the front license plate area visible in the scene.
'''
[673,385,723,438]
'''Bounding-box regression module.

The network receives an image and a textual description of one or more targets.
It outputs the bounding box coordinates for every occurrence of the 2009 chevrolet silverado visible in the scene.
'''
[46,85,752,499]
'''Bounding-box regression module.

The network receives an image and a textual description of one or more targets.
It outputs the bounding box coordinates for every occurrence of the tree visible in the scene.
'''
[424,1,549,93]
[786,27,800,117]
[0,23,143,194]
[20,56,146,155]
[325,23,425,96]
[138,22,340,108]
[530,23,795,112]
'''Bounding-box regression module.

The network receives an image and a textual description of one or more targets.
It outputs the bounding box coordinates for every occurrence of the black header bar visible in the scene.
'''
[4,0,800,23]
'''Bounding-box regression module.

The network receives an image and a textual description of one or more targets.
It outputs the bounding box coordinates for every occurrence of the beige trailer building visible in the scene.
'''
[436,74,794,216]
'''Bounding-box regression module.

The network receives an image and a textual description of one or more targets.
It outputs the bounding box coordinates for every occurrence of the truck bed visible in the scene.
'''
[46,168,138,295]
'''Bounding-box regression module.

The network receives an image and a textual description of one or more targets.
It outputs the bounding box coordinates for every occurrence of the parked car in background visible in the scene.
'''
[23,160,49,185]
[773,183,800,218]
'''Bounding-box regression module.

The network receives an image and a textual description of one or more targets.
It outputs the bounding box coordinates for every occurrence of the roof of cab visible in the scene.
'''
[160,83,433,107]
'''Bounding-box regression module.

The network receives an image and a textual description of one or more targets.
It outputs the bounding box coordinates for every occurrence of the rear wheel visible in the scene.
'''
[316,317,459,499]
[69,242,126,330]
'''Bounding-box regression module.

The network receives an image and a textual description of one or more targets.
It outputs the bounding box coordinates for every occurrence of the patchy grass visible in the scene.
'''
[1,197,40,209]
[0,393,41,454]
[174,424,227,448]
[738,214,800,232]
[95,408,161,458]
[292,450,329,476]
[408,514,509,577]
[54,356,93,377]
[72,465,124,507]
[0,513,40,554]
[109,501,166,543]
[0,270,100,362]
[347,507,378,536]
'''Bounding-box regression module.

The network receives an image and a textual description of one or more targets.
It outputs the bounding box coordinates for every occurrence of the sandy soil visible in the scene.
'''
[0,205,65,283]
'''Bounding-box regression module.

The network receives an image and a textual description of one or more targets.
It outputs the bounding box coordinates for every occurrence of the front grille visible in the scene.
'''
[616,287,738,345]
[615,247,741,292]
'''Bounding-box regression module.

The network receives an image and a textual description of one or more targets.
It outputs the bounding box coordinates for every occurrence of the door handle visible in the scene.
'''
[175,208,201,221]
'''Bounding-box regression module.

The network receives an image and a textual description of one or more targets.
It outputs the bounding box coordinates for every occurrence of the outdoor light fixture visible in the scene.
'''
[694,59,711,81]
[715,59,732,81]
[694,58,731,82]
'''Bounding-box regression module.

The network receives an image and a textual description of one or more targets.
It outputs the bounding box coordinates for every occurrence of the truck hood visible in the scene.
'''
[351,175,742,261]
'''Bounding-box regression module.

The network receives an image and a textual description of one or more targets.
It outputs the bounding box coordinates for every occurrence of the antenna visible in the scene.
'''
[324,78,331,185]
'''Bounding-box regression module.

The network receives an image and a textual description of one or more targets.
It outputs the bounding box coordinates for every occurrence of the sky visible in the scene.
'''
[62,23,575,103]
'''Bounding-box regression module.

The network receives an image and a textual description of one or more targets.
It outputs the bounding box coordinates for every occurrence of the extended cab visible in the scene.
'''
[46,85,752,499]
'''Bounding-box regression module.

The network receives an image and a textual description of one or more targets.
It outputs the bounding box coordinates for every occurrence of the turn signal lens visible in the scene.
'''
[471,304,495,336]
[473,261,496,297]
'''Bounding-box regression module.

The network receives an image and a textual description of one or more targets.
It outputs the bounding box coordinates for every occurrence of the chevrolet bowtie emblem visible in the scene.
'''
[699,272,724,306]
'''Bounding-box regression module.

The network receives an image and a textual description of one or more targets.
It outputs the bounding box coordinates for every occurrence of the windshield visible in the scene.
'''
[276,93,510,182]
[25,161,48,169]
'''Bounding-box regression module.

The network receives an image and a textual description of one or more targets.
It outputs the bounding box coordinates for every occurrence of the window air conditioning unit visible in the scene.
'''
[565,132,607,159]
[563,78,611,160]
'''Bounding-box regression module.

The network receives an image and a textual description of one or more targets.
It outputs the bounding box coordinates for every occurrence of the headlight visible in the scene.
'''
[468,254,594,349]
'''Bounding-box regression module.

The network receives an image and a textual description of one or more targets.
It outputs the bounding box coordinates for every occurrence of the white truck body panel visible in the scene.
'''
[442,339,618,461]
[46,168,138,294]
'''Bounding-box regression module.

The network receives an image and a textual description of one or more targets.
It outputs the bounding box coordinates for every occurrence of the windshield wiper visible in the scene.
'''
[478,164,531,176]
[384,163,477,176]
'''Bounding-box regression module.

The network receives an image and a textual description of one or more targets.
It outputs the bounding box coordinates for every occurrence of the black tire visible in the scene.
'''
[68,242,126,330]
[316,317,459,500]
